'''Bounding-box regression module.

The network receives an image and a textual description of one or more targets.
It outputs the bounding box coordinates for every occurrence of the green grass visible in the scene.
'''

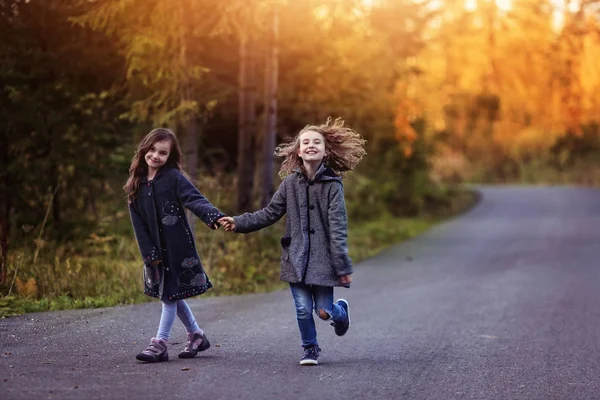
[0,189,477,318]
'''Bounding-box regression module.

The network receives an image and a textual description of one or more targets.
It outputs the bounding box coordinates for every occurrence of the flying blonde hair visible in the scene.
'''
[275,117,367,178]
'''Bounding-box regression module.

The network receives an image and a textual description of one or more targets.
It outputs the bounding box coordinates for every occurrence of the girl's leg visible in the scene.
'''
[136,300,174,362]
[289,283,318,348]
[176,300,210,358]
[176,300,200,333]
[156,300,178,341]
[313,286,347,323]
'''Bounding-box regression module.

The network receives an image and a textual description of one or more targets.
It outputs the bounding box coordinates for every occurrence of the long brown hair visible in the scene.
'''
[124,128,183,202]
[275,117,367,178]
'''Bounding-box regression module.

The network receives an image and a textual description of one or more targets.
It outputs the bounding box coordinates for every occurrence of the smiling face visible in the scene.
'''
[297,130,326,164]
[145,139,172,175]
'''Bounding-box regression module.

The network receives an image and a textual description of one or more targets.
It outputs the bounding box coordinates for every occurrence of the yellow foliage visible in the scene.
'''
[393,87,420,157]
[15,277,39,298]
[429,146,471,185]
[508,127,557,161]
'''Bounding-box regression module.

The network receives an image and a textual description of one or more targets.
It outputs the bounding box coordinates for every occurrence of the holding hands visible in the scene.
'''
[218,217,235,231]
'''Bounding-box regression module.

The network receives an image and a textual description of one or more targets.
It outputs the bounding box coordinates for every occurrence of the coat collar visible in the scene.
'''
[293,162,341,183]
[140,166,173,183]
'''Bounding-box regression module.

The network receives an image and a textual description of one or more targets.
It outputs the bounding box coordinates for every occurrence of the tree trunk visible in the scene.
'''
[185,120,198,183]
[261,5,279,208]
[0,127,8,286]
[52,183,61,231]
[237,33,257,213]
[484,0,498,94]
[179,0,198,229]
[49,156,61,233]
[562,2,584,136]
[184,118,199,228]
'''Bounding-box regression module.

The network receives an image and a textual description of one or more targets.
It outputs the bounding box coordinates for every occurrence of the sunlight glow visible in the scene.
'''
[496,0,511,12]
[552,9,564,31]
[361,0,376,9]
[465,0,511,12]
[465,0,477,12]
[548,0,581,31]
[425,0,444,11]
[568,0,580,13]
[314,4,329,20]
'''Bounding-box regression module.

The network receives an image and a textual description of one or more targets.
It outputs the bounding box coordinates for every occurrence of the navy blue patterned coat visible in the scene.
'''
[233,163,353,287]
[128,167,225,301]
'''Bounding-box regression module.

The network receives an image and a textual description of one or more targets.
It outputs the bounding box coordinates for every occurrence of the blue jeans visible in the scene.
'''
[289,283,347,348]
[156,299,200,341]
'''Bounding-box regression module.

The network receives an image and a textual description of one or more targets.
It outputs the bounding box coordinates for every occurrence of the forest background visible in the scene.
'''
[2,0,599,316]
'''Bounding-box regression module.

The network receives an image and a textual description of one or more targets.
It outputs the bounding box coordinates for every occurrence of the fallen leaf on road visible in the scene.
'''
[479,334,499,339]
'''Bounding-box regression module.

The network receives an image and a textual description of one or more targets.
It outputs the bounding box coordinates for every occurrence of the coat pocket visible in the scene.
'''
[280,236,291,261]
[280,236,291,248]
[144,263,161,288]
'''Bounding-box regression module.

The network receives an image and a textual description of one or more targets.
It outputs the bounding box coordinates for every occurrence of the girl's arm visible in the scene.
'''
[232,180,287,233]
[176,172,226,229]
[328,183,353,277]
[128,202,161,266]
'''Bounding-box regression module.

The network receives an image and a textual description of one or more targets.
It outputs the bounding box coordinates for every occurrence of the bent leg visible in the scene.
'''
[313,286,346,323]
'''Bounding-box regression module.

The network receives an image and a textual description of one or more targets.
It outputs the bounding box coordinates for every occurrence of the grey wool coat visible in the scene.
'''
[128,167,226,301]
[233,163,353,287]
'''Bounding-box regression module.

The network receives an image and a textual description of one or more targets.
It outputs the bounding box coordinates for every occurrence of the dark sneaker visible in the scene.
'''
[178,331,210,359]
[300,345,321,366]
[136,338,168,362]
[332,299,350,336]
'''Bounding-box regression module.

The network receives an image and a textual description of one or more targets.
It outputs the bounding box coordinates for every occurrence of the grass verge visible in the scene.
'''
[0,188,477,318]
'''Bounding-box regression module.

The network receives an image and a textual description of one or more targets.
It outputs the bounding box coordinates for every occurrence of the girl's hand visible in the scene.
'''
[218,217,235,231]
[151,260,162,267]
[339,274,352,285]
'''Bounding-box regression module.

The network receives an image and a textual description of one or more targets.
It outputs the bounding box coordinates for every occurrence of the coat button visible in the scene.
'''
[308,181,314,186]
[309,205,315,210]
[310,229,315,234]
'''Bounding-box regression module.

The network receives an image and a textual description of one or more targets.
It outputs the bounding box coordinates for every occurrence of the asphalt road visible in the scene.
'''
[2,186,600,400]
